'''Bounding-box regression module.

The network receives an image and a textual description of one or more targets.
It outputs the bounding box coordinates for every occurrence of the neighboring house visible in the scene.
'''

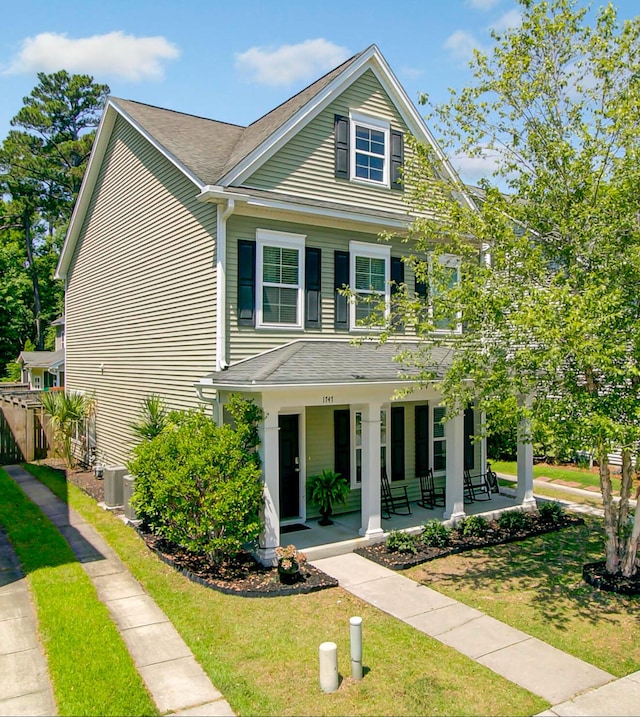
[16,316,66,391]
[56,45,535,563]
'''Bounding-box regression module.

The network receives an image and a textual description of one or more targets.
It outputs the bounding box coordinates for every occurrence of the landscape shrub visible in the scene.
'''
[458,515,490,539]
[386,529,420,554]
[421,519,451,548]
[538,501,565,524]
[498,510,530,534]
[128,396,264,564]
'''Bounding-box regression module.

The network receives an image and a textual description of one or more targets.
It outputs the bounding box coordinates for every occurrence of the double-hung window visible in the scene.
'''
[256,229,305,328]
[429,253,462,333]
[350,241,390,329]
[352,408,389,489]
[350,112,390,186]
[433,406,447,472]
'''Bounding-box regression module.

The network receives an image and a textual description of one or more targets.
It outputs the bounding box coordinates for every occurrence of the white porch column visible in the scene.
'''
[480,410,487,473]
[444,410,466,523]
[257,408,280,565]
[516,415,536,509]
[359,402,385,540]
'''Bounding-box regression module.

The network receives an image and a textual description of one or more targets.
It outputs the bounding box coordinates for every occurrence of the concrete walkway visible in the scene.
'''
[2,465,233,717]
[312,552,640,716]
[0,527,56,716]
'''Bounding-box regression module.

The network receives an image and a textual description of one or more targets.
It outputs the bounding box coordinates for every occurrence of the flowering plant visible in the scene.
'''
[275,544,307,572]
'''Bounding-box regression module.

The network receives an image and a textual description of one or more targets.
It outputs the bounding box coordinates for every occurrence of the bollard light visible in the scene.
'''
[350,616,363,681]
[319,641,339,692]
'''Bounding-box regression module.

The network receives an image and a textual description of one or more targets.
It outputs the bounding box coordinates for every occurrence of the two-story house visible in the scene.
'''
[56,45,535,563]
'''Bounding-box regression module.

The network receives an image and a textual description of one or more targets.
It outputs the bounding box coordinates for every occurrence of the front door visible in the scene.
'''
[278,414,300,520]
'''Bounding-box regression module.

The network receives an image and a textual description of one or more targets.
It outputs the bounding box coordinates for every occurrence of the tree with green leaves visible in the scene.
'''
[0,71,109,360]
[389,0,640,579]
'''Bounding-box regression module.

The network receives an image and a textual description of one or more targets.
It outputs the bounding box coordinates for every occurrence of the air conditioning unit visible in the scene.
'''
[103,465,126,508]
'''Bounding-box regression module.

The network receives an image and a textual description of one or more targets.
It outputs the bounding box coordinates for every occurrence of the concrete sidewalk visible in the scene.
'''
[0,527,56,716]
[3,464,234,717]
[312,552,639,716]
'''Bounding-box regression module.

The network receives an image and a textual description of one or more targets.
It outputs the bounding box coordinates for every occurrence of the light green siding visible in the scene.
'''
[247,70,414,214]
[226,214,419,363]
[65,115,217,466]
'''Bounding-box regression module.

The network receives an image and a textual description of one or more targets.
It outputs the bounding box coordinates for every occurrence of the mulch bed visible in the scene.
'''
[137,529,338,598]
[583,561,640,596]
[355,514,586,571]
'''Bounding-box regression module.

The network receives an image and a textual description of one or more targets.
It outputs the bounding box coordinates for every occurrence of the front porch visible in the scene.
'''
[280,490,523,561]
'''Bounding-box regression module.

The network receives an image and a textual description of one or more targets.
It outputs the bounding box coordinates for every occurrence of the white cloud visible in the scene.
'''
[451,148,503,185]
[4,31,179,81]
[235,39,350,87]
[491,9,522,32]
[444,30,482,66]
[466,0,502,10]
[400,66,424,80]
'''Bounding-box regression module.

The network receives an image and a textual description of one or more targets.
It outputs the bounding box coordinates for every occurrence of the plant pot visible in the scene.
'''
[278,563,300,584]
[318,506,333,526]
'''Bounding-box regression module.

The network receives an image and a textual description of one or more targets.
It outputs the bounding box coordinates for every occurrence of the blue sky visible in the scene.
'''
[1,0,638,184]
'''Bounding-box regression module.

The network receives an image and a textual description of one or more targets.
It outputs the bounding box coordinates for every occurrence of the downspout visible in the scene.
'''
[195,384,222,424]
[216,198,235,371]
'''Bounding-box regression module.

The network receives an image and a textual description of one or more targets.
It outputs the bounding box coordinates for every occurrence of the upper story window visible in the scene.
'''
[256,229,305,328]
[334,113,404,190]
[351,113,389,185]
[349,241,390,329]
[415,253,462,334]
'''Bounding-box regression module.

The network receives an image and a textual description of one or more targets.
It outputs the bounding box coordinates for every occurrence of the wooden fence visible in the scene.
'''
[0,386,51,465]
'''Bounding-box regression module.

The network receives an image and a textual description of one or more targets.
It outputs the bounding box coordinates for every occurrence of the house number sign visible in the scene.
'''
[322,396,334,404]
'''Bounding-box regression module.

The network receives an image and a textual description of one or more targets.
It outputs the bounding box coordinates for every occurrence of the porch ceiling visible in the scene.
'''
[200,340,453,389]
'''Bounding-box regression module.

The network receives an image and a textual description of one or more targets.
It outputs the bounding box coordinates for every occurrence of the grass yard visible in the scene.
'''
[0,467,158,717]
[405,517,640,677]
[491,460,615,492]
[24,463,547,717]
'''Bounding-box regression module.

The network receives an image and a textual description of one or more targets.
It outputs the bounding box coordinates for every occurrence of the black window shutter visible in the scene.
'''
[415,275,428,299]
[237,240,256,326]
[415,405,429,475]
[334,250,349,330]
[334,409,351,483]
[390,130,404,189]
[334,115,349,179]
[305,247,322,329]
[390,406,405,481]
[464,407,475,471]
[391,257,405,331]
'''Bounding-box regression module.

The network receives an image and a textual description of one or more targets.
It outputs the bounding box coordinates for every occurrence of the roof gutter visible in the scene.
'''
[215,198,235,371]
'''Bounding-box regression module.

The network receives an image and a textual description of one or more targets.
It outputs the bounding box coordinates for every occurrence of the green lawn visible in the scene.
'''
[24,463,547,717]
[0,467,158,717]
[491,460,616,492]
[405,516,640,677]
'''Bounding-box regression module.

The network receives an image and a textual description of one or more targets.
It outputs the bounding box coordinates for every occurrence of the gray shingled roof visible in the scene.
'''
[18,350,65,369]
[111,48,365,188]
[112,98,244,186]
[203,340,453,387]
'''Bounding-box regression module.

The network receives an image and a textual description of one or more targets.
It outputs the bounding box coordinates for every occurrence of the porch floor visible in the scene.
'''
[284,492,522,561]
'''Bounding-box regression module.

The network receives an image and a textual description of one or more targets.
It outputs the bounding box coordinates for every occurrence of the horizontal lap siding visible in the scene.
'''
[247,70,415,214]
[227,214,417,363]
[66,117,217,466]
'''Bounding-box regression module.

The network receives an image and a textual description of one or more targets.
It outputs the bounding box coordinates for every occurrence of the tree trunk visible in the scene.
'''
[599,455,620,574]
[23,212,43,350]
[621,507,640,577]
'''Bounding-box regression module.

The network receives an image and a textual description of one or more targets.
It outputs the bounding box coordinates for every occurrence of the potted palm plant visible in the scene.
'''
[307,469,350,525]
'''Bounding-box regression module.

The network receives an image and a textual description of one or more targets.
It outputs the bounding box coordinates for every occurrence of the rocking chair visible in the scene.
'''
[418,468,446,509]
[381,469,412,519]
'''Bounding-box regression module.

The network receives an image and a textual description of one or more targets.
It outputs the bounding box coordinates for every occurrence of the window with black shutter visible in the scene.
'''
[305,247,321,328]
[237,240,256,326]
[334,115,349,179]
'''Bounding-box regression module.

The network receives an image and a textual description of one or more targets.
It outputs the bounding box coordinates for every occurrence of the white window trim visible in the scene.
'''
[351,406,390,490]
[432,404,447,475]
[429,252,462,334]
[349,111,390,187]
[256,229,306,329]
[349,240,391,331]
